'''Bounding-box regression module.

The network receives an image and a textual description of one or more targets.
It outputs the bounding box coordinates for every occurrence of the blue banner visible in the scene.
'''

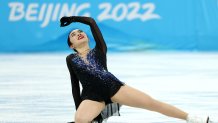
[1,0,218,52]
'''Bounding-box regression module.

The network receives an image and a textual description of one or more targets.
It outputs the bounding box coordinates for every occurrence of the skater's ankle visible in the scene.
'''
[184,113,189,121]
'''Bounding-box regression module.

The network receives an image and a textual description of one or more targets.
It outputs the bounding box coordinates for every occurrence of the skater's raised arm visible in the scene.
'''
[66,55,82,110]
[60,16,107,54]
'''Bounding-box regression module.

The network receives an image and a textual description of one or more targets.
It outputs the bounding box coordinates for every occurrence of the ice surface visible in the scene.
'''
[0,52,218,123]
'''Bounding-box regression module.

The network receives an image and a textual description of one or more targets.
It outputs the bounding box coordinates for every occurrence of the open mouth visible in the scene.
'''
[78,35,85,40]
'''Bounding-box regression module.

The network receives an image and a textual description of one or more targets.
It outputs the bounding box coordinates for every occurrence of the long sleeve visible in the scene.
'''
[66,55,103,123]
[66,55,82,110]
[69,16,107,54]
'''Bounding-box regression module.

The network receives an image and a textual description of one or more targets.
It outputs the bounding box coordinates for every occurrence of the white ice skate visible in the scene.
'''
[186,114,211,123]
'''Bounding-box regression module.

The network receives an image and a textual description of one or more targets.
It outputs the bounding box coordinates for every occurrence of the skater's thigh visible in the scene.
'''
[111,84,155,109]
[75,99,105,121]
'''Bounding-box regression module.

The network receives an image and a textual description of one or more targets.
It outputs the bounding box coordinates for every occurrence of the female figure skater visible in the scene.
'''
[60,16,211,123]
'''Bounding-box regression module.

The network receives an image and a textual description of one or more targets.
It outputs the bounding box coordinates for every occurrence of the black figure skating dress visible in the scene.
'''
[64,16,126,122]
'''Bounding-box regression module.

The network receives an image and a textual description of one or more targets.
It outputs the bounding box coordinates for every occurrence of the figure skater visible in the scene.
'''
[60,16,211,123]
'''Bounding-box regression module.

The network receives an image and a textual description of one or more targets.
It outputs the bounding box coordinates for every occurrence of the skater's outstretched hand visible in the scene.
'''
[60,16,73,27]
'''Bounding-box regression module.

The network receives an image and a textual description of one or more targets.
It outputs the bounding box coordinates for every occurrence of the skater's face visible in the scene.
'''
[68,29,89,49]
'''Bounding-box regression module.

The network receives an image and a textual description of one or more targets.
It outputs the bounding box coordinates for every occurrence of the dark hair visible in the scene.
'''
[67,31,78,52]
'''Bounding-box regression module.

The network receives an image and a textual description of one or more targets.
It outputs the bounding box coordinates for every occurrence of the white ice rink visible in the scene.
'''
[0,52,218,123]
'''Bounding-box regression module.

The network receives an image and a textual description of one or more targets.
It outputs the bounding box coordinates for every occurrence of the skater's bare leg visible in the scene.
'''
[75,99,105,123]
[111,84,188,120]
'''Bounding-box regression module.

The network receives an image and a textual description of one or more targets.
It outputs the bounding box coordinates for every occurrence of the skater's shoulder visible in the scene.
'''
[66,53,77,60]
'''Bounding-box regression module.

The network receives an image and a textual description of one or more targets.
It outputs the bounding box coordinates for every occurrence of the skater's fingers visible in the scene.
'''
[60,16,72,27]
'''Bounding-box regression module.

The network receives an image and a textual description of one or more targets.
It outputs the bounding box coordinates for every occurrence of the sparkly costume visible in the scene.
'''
[63,16,125,122]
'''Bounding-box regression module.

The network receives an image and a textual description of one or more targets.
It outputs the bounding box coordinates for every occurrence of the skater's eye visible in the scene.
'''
[71,32,76,37]
[78,30,83,33]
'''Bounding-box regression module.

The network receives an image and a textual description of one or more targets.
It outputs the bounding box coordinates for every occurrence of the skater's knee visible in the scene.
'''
[143,97,158,111]
[146,98,164,111]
